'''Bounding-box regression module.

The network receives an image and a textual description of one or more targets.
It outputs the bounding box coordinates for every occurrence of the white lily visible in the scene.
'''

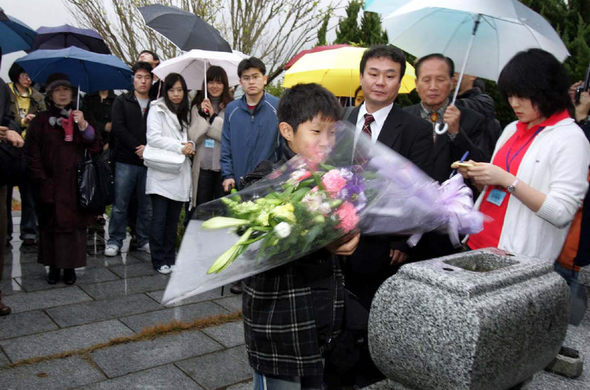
[201,217,249,230]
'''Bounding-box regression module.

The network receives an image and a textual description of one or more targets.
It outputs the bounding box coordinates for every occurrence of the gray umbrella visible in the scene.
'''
[138,4,232,52]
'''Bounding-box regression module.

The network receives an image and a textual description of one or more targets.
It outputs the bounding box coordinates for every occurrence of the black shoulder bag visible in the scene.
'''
[76,149,114,214]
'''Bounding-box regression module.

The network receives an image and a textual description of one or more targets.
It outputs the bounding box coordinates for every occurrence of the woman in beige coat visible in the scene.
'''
[188,66,233,209]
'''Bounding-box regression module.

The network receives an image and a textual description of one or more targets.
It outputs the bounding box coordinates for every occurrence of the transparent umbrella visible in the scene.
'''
[377,0,569,134]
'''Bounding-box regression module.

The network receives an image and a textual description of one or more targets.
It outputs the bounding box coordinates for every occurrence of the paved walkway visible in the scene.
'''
[1,215,251,389]
[0,213,588,389]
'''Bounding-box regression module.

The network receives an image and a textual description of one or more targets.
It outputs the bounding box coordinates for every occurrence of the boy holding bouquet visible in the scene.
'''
[242,83,360,389]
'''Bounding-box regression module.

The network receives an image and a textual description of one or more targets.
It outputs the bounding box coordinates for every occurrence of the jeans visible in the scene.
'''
[554,262,587,325]
[196,169,223,206]
[252,372,322,390]
[150,194,183,268]
[6,180,38,240]
[107,162,152,248]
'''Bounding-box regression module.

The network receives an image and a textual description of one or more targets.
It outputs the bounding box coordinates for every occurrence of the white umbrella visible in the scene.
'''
[152,49,247,98]
[380,0,569,134]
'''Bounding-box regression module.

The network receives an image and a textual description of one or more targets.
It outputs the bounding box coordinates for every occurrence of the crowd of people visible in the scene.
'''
[0,43,589,389]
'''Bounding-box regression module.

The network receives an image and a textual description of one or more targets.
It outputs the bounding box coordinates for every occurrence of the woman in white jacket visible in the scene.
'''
[459,49,590,262]
[146,73,194,274]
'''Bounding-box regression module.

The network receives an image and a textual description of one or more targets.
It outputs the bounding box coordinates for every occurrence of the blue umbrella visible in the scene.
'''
[15,46,132,92]
[30,24,111,54]
[0,8,36,54]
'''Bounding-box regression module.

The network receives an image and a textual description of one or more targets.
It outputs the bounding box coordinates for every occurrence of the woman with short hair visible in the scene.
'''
[6,63,45,246]
[461,48,590,262]
[25,73,101,284]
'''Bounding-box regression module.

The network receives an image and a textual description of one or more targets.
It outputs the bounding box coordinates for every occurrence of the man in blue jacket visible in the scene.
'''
[221,57,279,192]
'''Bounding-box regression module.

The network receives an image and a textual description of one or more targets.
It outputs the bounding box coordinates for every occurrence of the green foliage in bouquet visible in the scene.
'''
[202,164,367,274]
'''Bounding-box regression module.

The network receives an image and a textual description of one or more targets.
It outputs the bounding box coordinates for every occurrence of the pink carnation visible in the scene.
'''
[322,170,347,196]
[335,202,359,232]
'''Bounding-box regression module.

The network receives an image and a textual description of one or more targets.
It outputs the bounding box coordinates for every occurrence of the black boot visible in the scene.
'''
[63,268,76,285]
[47,267,60,284]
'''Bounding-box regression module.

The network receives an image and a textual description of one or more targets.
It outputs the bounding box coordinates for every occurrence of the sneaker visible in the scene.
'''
[156,265,171,275]
[104,245,119,257]
[137,243,151,254]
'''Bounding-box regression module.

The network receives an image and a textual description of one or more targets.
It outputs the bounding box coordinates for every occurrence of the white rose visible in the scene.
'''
[273,222,291,238]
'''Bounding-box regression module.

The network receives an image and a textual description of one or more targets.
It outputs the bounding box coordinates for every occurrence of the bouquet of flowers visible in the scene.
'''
[162,121,483,305]
[203,163,371,273]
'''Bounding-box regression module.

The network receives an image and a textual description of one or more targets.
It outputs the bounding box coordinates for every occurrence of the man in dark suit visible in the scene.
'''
[339,44,433,388]
[344,45,433,308]
[405,53,492,184]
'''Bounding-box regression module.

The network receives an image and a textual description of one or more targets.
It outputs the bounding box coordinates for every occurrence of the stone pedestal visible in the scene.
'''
[368,248,569,390]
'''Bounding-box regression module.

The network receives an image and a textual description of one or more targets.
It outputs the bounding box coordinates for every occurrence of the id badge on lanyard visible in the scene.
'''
[486,188,507,206]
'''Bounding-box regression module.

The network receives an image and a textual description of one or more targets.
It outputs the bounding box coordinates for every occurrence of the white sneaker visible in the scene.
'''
[137,243,151,254]
[104,245,119,257]
[156,265,171,275]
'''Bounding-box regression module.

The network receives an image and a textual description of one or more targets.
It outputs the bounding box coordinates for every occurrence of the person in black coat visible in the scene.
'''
[83,90,116,150]
[104,62,153,257]
[343,45,434,387]
[566,82,590,271]
[0,48,24,315]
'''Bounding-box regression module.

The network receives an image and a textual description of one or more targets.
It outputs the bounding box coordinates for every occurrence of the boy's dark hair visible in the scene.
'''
[139,50,159,62]
[131,61,153,76]
[163,73,190,129]
[191,65,233,109]
[8,63,25,84]
[360,45,406,79]
[238,57,266,77]
[498,48,571,118]
[278,83,342,131]
[414,53,454,78]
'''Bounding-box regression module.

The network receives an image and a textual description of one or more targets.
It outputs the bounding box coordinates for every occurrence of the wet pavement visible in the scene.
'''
[0,212,588,389]
[0,213,251,389]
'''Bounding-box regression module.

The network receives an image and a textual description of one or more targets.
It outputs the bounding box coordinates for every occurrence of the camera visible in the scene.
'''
[575,64,590,104]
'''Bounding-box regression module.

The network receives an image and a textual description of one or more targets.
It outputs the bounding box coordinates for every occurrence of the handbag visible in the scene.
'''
[0,141,27,185]
[76,150,114,213]
[142,144,186,173]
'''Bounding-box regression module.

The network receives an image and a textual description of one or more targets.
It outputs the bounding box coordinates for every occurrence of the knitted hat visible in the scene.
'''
[45,73,74,94]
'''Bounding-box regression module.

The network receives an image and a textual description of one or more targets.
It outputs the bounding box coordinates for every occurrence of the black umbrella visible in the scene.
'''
[138,4,232,52]
[29,24,111,54]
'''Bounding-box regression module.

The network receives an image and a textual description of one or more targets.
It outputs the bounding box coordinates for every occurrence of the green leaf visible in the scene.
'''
[207,228,254,274]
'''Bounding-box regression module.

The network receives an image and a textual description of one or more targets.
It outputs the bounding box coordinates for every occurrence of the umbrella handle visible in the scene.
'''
[434,122,448,135]
[435,14,482,138]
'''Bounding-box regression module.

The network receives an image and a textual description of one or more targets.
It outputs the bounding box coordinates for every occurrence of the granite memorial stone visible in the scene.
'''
[368,248,569,390]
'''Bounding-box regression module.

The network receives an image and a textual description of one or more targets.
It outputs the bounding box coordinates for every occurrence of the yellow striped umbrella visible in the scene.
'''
[283,46,415,97]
